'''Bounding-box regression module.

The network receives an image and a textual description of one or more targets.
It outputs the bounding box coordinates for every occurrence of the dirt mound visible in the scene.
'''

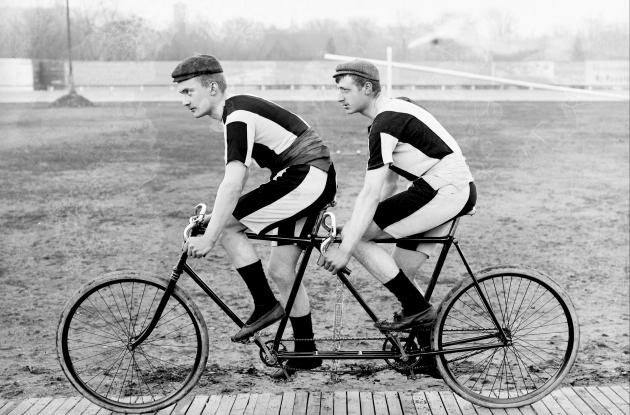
[49,90,94,108]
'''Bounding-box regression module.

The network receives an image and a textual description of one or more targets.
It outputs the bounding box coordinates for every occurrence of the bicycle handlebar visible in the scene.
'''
[183,203,208,242]
[183,203,350,274]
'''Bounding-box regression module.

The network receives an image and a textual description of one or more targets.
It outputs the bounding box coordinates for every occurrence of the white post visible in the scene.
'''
[386,46,393,97]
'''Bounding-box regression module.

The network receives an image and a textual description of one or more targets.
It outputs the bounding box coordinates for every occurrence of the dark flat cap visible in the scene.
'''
[171,54,223,83]
[333,59,380,81]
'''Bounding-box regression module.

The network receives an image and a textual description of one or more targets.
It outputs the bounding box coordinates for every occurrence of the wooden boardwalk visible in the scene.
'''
[0,385,627,415]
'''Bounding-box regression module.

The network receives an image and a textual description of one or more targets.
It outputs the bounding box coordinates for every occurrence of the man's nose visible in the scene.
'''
[336,92,344,102]
[182,96,190,106]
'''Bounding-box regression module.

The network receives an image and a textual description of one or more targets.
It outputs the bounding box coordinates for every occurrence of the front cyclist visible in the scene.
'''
[174,54,336,376]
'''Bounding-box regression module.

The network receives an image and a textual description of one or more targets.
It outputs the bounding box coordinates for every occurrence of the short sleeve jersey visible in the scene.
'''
[367,98,473,189]
[221,94,311,171]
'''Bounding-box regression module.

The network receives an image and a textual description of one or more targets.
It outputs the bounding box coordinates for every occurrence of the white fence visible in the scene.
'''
[0,59,628,90]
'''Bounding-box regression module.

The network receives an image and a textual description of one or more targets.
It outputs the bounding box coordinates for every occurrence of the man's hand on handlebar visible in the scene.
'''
[319,245,352,274]
[186,234,216,258]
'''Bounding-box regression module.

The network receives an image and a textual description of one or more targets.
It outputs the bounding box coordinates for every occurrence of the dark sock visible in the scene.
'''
[290,314,316,351]
[384,269,431,315]
[236,260,277,323]
[285,313,321,370]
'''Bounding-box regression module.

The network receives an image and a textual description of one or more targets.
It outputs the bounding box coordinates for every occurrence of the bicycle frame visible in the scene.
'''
[131,214,508,362]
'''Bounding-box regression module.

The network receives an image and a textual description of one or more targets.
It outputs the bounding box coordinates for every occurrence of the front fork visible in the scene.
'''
[129,251,188,350]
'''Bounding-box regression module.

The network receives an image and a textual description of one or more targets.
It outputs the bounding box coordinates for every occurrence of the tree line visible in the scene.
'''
[0,5,628,62]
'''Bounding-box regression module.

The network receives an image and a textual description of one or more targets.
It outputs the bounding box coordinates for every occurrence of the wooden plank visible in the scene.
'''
[347,391,361,415]
[550,389,582,415]
[0,402,18,415]
[21,398,53,415]
[38,398,68,415]
[231,394,251,415]
[187,396,210,415]
[573,386,612,415]
[202,395,224,415]
[0,402,7,411]
[78,399,105,415]
[372,392,388,415]
[385,392,402,415]
[609,386,630,405]
[243,394,259,415]
[359,392,374,415]
[540,395,568,415]
[55,397,82,415]
[411,393,431,414]
[167,397,194,415]
[156,401,177,415]
[397,392,417,415]
[305,392,321,415]
[65,398,96,415]
[253,393,270,415]
[531,400,553,415]
[320,392,334,415]
[334,391,347,415]
[293,392,308,415]
[470,404,493,415]
[279,393,294,415]
[559,388,596,415]
[216,395,237,415]
[425,391,448,415]
[452,395,479,415]
[516,405,537,415]
[585,387,626,415]
[438,392,462,415]
[265,394,282,415]
[6,398,38,415]
[598,386,630,413]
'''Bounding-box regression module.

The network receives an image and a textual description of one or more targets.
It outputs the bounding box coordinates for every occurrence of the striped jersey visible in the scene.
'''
[221,94,330,175]
[367,98,473,189]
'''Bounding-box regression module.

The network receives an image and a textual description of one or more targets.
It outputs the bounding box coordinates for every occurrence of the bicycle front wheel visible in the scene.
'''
[56,271,209,413]
[433,266,579,408]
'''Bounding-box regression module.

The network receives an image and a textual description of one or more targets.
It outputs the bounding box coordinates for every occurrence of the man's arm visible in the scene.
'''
[319,166,389,273]
[204,161,247,243]
[339,165,390,254]
[379,168,398,201]
[187,161,247,257]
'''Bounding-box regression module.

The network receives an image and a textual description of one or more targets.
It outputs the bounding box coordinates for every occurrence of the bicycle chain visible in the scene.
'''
[258,331,435,375]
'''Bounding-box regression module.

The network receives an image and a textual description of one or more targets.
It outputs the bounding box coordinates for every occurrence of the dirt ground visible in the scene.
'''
[0,100,628,399]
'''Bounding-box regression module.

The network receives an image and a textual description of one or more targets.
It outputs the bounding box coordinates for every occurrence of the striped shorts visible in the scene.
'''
[374,179,476,255]
[233,164,336,239]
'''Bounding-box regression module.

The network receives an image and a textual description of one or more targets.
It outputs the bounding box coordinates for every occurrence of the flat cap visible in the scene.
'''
[333,59,380,81]
[171,54,223,83]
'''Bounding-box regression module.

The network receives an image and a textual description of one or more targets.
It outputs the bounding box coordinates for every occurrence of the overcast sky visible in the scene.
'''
[7,0,630,36]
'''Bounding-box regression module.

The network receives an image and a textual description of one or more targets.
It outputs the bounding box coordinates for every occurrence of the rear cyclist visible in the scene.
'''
[322,59,476,331]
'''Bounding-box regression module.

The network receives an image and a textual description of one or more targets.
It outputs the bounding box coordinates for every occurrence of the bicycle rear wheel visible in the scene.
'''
[433,266,579,408]
[57,271,208,413]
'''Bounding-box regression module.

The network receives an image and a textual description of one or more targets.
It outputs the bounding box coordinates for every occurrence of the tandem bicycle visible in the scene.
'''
[56,202,579,412]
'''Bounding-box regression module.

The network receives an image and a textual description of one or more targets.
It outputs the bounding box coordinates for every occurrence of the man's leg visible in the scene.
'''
[392,248,429,296]
[268,244,322,378]
[350,222,434,330]
[220,217,284,342]
[267,244,309,317]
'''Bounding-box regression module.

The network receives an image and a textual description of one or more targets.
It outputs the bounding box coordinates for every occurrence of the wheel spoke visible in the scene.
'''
[436,271,578,406]
[59,277,205,411]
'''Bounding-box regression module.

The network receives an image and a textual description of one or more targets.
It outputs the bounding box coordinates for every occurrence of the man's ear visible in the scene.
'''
[363,82,373,95]
[209,81,218,95]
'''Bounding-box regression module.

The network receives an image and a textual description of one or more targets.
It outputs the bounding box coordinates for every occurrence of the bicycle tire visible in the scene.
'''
[56,270,209,413]
[432,266,579,408]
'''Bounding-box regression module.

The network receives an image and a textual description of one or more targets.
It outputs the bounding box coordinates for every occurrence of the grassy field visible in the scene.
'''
[0,100,628,398]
